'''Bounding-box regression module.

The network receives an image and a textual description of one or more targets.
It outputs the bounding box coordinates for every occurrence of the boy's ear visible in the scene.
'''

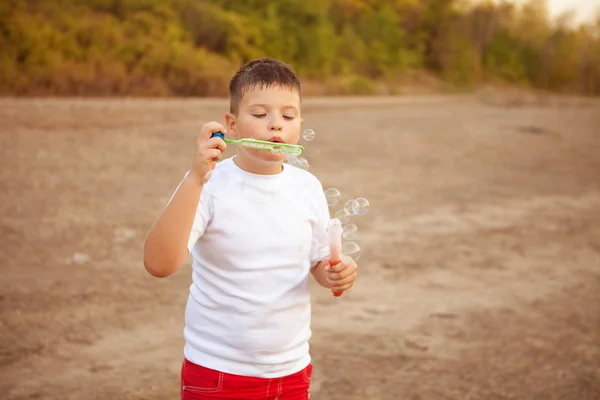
[225,112,236,137]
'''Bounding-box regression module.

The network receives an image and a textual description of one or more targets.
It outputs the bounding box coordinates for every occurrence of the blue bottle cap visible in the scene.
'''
[211,132,225,140]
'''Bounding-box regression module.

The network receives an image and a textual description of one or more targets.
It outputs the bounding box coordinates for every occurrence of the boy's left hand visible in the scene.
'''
[323,255,358,293]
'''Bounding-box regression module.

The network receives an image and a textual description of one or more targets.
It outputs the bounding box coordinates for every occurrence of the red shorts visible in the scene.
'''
[181,358,312,400]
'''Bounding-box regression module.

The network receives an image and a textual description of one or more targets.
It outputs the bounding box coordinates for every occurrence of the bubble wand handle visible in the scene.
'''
[327,218,344,297]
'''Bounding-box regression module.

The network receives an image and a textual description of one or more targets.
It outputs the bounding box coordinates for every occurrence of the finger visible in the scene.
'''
[340,264,358,280]
[330,271,356,287]
[328,260,346,273]
[329,257,355,273]
[205,137,228,152]
[330,281,355,292]
[327,264,357,281]
[202,122,227,139]
[204,148,223,161]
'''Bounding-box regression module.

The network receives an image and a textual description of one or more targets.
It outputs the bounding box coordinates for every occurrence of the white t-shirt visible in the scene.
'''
[177,156,330,378]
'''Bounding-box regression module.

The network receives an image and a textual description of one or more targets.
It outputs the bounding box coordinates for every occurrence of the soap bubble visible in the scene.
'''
[343,223,357,240]
[344,199,359,215]
[342,241,361,262]
[283,153,309,170]
[303,129,315,141]
[293,157,310,170]
[335,209,352,224]
[352,197,370,216]
[324,188,341,206]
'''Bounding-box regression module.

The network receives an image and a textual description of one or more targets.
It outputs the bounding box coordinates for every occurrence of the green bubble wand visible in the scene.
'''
[211,132,304,156]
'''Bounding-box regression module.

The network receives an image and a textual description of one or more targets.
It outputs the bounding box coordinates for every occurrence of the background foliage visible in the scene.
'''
[1,0,599,96]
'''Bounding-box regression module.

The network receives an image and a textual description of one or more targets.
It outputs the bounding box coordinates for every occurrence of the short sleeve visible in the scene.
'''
[309,184,331,268]
[167,171,211,254]
[187,200,210,252]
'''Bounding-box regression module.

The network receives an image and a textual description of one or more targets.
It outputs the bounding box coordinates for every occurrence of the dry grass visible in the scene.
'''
[1,95,599,399]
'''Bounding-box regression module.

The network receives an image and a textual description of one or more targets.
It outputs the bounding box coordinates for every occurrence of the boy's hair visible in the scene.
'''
[229,58,301,115]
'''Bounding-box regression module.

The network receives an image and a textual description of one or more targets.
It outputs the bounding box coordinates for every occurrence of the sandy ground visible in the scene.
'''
[1,94,599,400]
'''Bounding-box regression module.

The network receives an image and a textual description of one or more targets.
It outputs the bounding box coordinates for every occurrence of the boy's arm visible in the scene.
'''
[143,122,227,278]
[143,174,204,277]
[310,260,331,289]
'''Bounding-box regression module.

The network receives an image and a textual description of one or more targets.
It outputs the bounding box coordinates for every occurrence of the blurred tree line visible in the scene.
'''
[1,0,599,96]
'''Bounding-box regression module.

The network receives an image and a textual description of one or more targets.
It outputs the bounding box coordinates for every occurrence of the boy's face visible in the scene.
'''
[225,85,302,167]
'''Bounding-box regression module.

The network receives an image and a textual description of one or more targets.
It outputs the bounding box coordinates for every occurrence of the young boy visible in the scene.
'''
[143,58,358,399]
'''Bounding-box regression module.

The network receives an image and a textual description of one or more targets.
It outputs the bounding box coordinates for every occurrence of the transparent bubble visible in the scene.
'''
[303,129,315,141]
[335,209,352,224]
[343,223,357,240]
[284,153,309,170]
[344,199,359,215]
[352,197,370,216]
[342,241,361,262]
[324,188,341,207]
[293,157,309,170]
[282,153,295,163]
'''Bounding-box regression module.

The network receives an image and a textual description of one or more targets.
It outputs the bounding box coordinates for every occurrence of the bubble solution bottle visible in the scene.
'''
[326,218,344,297]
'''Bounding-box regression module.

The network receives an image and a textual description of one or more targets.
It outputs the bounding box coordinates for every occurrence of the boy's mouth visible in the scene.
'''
[268,136,284,143]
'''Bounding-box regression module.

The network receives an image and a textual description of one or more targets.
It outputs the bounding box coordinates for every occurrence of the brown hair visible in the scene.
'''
[229,58,301,115]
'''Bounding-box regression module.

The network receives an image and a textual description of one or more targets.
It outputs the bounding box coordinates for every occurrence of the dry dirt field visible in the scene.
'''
[1,95,599,400]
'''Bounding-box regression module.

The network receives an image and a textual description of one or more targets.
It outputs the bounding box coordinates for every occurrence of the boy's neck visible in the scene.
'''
[233,154,284,175]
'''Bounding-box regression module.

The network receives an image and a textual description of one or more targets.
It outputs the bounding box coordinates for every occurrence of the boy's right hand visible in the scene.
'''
[190,122,228,185]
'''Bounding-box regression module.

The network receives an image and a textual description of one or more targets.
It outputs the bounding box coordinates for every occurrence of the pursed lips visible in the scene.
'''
[268,136,284,143]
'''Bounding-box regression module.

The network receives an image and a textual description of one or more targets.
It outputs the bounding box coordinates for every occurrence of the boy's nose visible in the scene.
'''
[268,121,283,131]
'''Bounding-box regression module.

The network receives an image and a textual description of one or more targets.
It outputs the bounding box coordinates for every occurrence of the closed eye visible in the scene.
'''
[283,115,295,120]
[252,114,266,118]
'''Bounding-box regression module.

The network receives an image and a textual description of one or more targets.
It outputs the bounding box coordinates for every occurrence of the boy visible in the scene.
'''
[143,58,358,399]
